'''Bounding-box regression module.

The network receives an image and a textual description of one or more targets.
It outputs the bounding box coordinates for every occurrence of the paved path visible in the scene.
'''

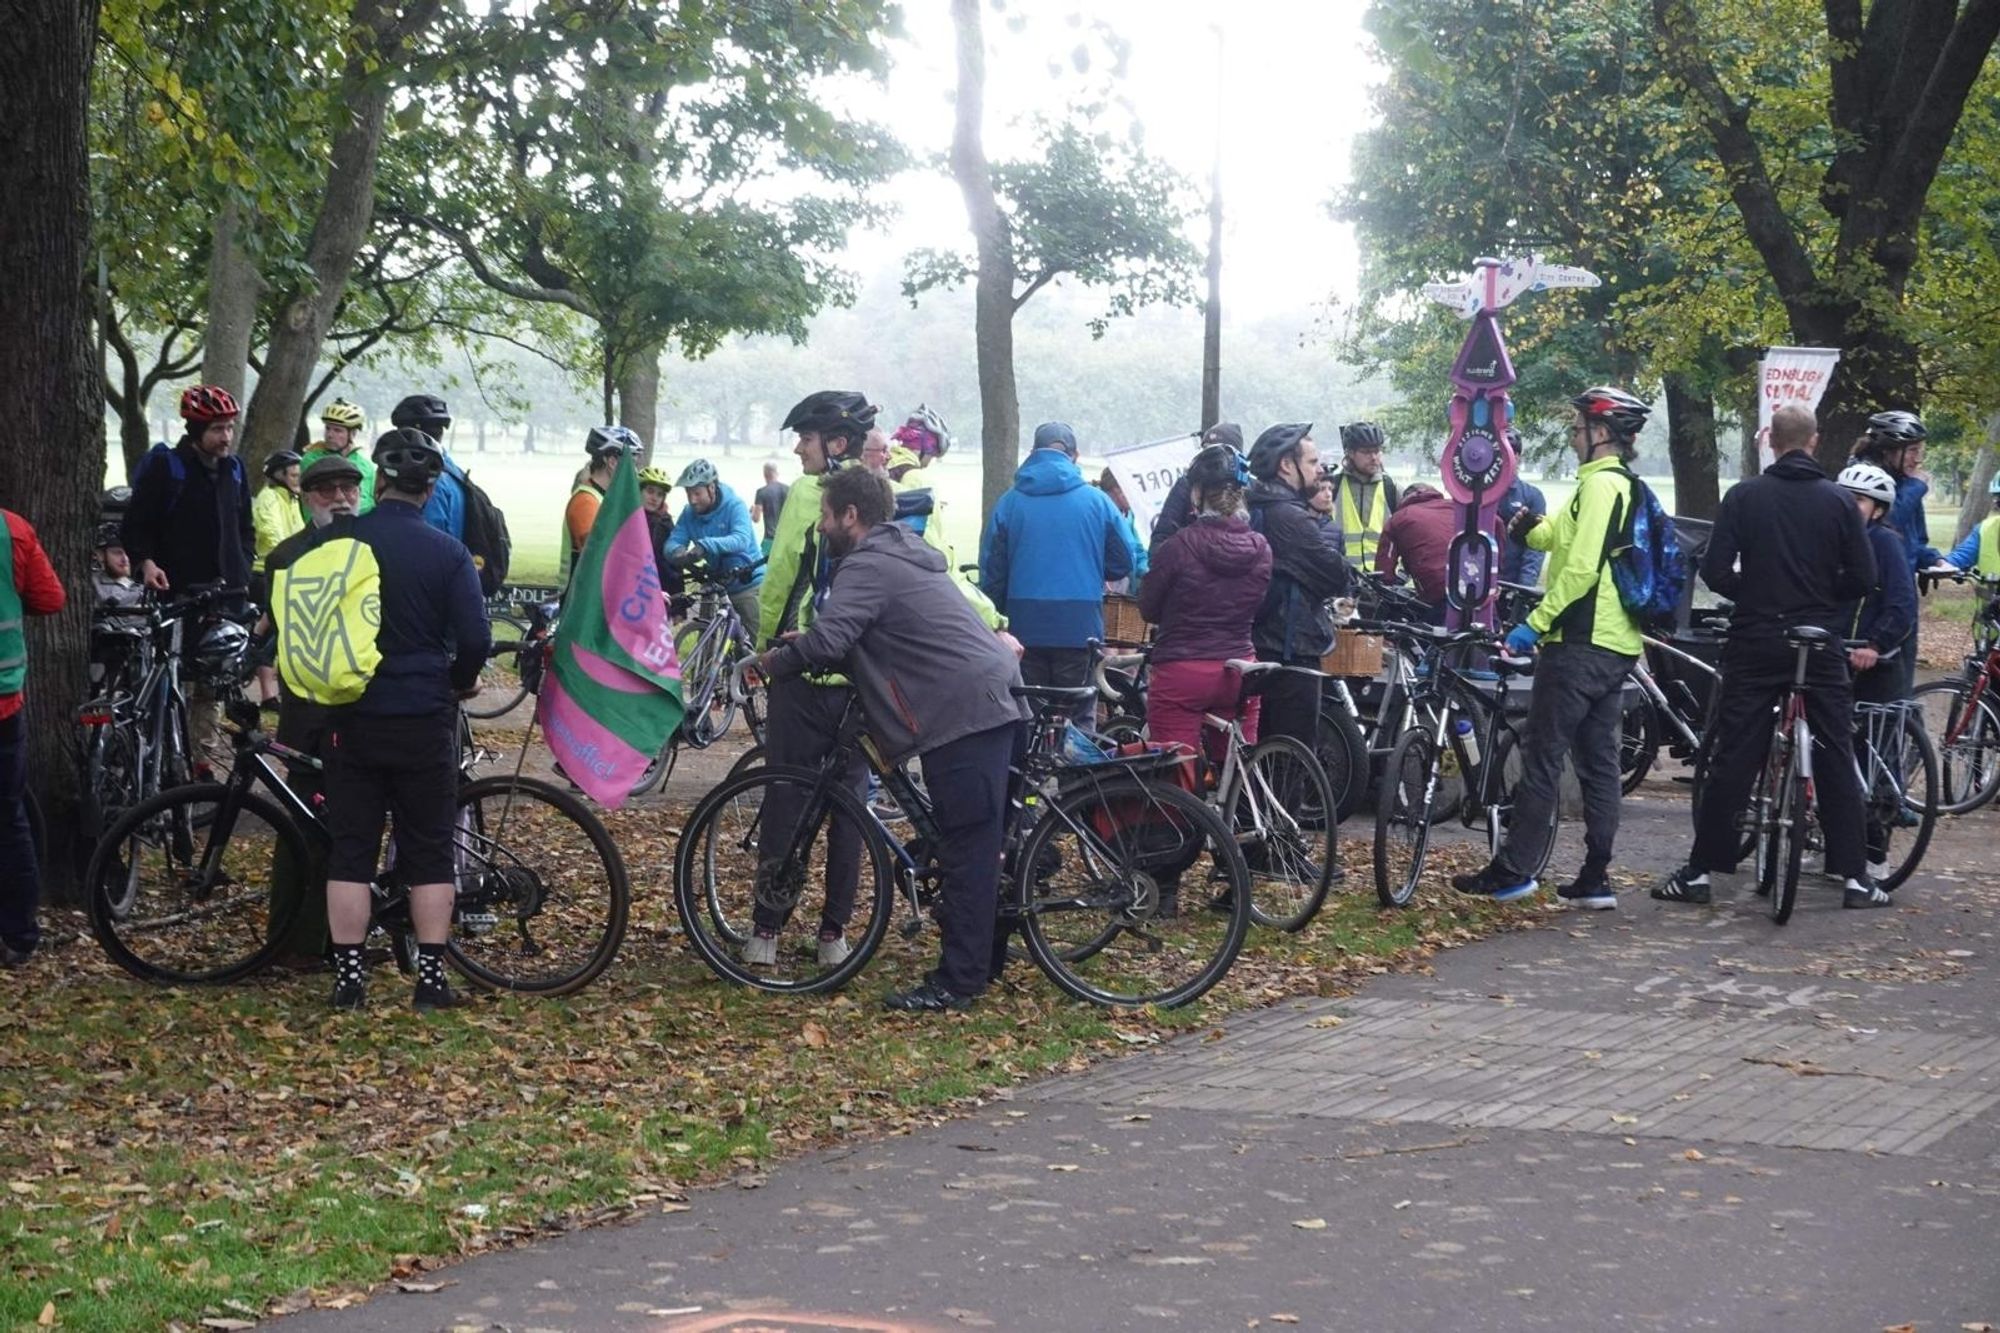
[284,786,2000,1332]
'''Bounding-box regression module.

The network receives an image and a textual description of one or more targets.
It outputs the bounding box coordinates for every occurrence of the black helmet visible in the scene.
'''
[1186,443,1250,497]
[1339,421,1386,452]
[390,393,451,436]
[263,449,302,479]
[782,390,876,445]
[1247,423,1313,481]
[94,522,122,549]
[373,426,444,489]
[1864,410,1925,444]
[1569,386,1652,439]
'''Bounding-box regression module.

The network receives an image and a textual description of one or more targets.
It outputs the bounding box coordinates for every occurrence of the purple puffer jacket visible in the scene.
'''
[1138,513,1274,665]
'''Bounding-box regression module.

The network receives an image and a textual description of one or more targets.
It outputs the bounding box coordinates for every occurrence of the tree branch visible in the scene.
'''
[1011,266,1061,312]
[1878,0,2000,234]
[401,209,598,316]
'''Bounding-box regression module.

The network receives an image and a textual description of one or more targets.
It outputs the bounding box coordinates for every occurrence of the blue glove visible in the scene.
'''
[1504,623,1541,656]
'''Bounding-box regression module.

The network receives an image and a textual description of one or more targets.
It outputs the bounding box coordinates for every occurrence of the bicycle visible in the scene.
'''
[1742,626,1859,924]
[627,559,766,798]
[1372,623,1555,908]
[85,696,630,990]
[1912,570,2000,814]
[672,665,1251,1008]
[1619,622,1724,794]
[470,587,561,721]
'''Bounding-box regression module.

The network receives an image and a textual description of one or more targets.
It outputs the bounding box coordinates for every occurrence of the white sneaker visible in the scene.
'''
[817,934,851,966]
[742,933,778,966]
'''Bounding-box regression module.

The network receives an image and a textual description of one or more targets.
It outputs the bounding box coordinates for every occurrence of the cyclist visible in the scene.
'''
[1375,482,1490,624]
[1244,422,1348,750]
[1097,469,1149,594]
[1,502,64,966]
[1851,410,1938,697]
[979,422,1132,721]
[312,428,491,1010]
[1151,422,1243,552]
[665,458,763,631]
[562,425,642,580]
[1654,403,1885,910]
[250,449,305,707]
[751,466,1028,1013]
[639,465,677,590]
[389,393,468,540]
[750,461,788,553]
[1836,462,1918,705]
[92,525,143,609]
[1328,422,1401,567]
[1928,471,2000,579]
[1497,434,1547,586]
[300,399,375,516]
[1453,388,1650,909]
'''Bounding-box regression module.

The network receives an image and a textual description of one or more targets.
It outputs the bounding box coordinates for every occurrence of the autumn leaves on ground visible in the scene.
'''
[0,812,1512,1333]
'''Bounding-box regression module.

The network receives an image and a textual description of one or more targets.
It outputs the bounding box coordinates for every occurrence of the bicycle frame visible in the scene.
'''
[1634,633,1719,756]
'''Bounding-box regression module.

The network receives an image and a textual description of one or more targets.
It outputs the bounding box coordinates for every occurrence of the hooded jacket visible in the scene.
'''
[667,481,764,587]
[1373,484,1468,608]
[768,522,1027,764]
[1885,470,1942,571]
[1703,450,1875,640]
[1843,519,1917,658]
[979,448,1132,648]
[1138,513,1272,664]
[120,438,255,593]
[1244,478,1350,661]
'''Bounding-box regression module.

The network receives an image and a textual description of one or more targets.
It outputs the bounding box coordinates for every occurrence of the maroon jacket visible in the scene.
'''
[1138,513,1273,664]
[1376,484,1502,608]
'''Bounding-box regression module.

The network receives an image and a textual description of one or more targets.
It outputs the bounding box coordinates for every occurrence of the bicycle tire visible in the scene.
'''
[1374,730,1438,908]
[1315,701,1370,822]
[1870,711,1937,893]
[673,764,895,994]
[464,614,532,720]
[676,618,740,748]
[626,736,679,798]
[1619,694,1658,795]
[85,781,304,984]
[1912,681,2000,815]
[1017,776,1250,1008]
[445,775,631,995]
[1230,735,1337,931]
[726,745,767,782]
[1755,728,1803,924]
[1489,727,1561,884]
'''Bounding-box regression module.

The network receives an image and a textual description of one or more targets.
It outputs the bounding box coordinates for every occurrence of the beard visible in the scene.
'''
[822,525,857,559]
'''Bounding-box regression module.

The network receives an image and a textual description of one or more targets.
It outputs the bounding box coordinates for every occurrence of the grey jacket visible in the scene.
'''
[767,522,1027,763]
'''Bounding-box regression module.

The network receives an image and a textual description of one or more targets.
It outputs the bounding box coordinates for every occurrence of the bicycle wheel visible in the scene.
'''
[1755,732,1804,925]
[1619,695,1658,795]
[625,736,679,798]
[1867,711,1936,892]
[1374,730,1439,908]
[675,619,739,748]
[1315,701,1370,822]
[1018,776,1250,1008]
[442,776,631,995]
[726,745,767,782]
[673,764,894,994]
[1490,727,1560,883]
[1912,681,2000,814]
[1229,735,1337,931]
[464,614,532,720]
[85,782,304,984]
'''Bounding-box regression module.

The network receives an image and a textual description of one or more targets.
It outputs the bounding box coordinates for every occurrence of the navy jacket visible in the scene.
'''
[120,441,255,593]
[1845,520,1917,657]
[1498,476,1547,585]
[1245,479,1350,662]
[980,448,1132,648]
[339,500,490,717]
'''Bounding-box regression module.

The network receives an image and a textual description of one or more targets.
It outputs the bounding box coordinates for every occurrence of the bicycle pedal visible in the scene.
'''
[898,916,925,940]
[459,912,499,935]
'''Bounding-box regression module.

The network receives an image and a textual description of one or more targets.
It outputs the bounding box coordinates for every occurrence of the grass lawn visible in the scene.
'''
[0,816,1517,1332]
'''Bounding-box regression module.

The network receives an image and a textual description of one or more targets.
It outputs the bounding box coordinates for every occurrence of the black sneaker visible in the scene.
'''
[1842,879,1893,910]
[0,942,34,969]
[1556,872,1618,911]
[1651,865,1712,905]
[883,977,974,1013]
[413,981,470,1012]
[1450,863,1539,903]
[331,980,367,1011]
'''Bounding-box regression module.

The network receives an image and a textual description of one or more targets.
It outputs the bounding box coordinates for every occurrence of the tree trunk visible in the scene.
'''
[950,0,1020,527]
[524,421,537,454]
[0,0,101,898]
[238,0,439,475]
[475,418,487,453]
[1955,412,2000,545]
[1738,386,1762,478]
[200,201,260,397]
[1662,373,1720,519]
[617,340,661,460]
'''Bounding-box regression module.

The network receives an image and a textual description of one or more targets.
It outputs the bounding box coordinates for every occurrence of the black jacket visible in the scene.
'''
[120,440,255,593]
[1844,521,1917,656]
[1245,480,1350,662]
[1148,472,1197,553]
[1702,451,1875,640]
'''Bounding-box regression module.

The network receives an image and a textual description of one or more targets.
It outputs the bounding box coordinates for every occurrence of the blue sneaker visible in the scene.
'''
[1450,863,1539,902]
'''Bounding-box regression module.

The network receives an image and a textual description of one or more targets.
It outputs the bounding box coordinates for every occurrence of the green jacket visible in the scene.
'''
[1524,455,1641,656]
[298,443,376,517]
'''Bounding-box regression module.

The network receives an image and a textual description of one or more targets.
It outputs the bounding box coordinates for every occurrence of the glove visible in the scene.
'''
[668,546,701,568]
[1504,623,1541,656]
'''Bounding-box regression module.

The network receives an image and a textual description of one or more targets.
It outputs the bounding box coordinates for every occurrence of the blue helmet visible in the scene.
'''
[586,425,642,459]
[677,458,718,488]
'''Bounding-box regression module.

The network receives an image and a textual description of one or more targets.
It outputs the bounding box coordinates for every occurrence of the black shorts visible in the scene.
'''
[323,711,458,885]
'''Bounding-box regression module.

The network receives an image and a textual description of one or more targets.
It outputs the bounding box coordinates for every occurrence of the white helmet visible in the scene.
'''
[1837,461,1896,507]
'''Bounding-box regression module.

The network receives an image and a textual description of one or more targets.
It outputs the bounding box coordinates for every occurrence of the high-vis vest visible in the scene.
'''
[1337,474,1390,564]
[271,536,384,706]
[1978,515,2000,577]
[0,523,23,697]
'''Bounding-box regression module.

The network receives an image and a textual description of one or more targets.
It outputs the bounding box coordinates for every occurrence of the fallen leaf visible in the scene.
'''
[800,1020,830,1049]
[1683,1148,1706,1161]
[37,1304,54,1328]
[1291,1218,1327,1230]
[1610,1113,1639,1125]
[199,1322,256,1332]
[1307,1016,1343,1029]
[1271,1316,1301,1325]
[1048,1164,1079,1172]
[1392,1199,1412,1210]
[393,1280,457,1294]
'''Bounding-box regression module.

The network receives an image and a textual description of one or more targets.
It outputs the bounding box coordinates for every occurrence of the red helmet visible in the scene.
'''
[179,384,241,425]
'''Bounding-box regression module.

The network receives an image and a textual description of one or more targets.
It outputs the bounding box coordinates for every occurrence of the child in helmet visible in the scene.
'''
[1836,461,1918,705]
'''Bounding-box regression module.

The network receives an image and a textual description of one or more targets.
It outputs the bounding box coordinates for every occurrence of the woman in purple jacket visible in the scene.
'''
[1138,445,1274,762]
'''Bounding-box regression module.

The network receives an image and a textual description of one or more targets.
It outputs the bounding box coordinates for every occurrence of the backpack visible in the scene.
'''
[134,442,247,512]
[270,534,383,705]
[1606,466,1687,631]
[892,486,933,536]
[454,463,512,596]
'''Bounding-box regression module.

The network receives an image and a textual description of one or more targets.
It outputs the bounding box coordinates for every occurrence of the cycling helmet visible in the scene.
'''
[1247,422,1313,480]
[190,620,251,686]
[1569,385,1652,439]
[1864,410,1926,445]
[321,398,366,431]
[782,390,876,444]
[1339,421,1386,452]
[1186,443,1251,497]
[1837,461,1897,507]
[585,424,642,459]
[94,522,121,549]
[263,449,302,479]
[372,426,445,489]
[638,466,673,489]
[390,393,451,436]
[891,404,953,461]
[677,458,718,488]
[179,385,240,425]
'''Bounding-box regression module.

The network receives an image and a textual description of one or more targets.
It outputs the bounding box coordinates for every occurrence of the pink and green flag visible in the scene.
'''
[537,452,682,807]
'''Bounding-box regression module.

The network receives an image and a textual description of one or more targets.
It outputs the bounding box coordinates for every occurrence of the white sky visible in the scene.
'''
[840,0,1378,322]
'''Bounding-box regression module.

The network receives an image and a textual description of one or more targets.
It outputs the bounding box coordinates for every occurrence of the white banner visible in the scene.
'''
[1757,345,1841,468]
[1104,434,1199,538]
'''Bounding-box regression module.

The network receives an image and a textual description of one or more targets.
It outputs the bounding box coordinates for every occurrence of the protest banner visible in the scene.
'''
[1104,433,1199,537]
[1756,346,1841,468]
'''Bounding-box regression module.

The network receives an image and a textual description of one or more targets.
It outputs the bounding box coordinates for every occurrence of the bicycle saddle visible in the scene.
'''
[1011,684,1096,704]
[1785,625,1836,646]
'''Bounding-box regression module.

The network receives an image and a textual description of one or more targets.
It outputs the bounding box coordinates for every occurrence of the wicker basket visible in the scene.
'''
[1102,593,1151,645]
[1322,628,1385,678]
